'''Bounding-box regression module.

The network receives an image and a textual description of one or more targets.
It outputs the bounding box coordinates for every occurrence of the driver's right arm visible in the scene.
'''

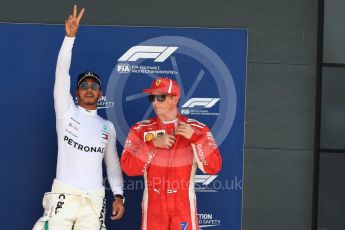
[54,5,85,118]
[53,36,75,118]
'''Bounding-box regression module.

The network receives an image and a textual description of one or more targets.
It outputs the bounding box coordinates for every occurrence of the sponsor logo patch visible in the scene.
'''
[55,194,66,214]
[144,132,155,142]
[143,130,166,142]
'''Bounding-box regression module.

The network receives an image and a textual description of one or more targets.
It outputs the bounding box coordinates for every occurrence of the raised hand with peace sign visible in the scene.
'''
[65,5,85,37]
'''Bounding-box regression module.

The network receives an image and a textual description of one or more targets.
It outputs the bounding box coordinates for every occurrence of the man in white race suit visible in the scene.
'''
[33,5,124,230]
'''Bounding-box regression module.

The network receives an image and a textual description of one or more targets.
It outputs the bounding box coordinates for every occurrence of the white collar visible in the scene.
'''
[78,106,97,116]
[162,118,178,124]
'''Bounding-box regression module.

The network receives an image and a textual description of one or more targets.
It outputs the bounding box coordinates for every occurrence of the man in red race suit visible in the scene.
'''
[121,77,222,230]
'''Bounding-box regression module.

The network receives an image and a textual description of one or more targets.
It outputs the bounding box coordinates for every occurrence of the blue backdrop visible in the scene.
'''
[0,23,247,230]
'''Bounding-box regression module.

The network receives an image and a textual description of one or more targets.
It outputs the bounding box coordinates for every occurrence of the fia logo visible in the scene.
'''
[180,222,188,230]
[116,63,131,73]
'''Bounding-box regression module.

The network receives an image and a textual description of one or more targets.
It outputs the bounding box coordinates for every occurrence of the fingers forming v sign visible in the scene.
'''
[65,5,85,37]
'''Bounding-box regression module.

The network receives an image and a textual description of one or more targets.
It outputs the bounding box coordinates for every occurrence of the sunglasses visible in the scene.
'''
[148,94,168,102]
[78,82,100,91]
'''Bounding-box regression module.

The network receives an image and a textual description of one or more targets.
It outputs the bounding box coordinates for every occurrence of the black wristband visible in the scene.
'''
[115,194,124,200]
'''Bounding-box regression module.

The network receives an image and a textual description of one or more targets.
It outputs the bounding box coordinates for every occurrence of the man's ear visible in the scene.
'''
[98,90,103,100]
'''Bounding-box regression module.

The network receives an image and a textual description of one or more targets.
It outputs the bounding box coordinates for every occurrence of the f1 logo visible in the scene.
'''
[195,175,218,186]
[180,222,188,230]
[182,98,220,108]
[118,46,178,62]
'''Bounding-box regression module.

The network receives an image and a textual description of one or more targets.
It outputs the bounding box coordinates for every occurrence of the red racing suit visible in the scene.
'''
[121,114,222,230]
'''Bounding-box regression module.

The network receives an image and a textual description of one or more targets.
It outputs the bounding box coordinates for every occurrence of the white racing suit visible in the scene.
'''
[33,36,124,229]
[33,179,106,230]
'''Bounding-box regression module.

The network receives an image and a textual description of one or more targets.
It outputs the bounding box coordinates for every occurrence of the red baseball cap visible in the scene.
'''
[143,77,180,97]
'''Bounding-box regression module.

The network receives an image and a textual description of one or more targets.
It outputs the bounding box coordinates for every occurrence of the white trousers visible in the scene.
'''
[33,179,106,230]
